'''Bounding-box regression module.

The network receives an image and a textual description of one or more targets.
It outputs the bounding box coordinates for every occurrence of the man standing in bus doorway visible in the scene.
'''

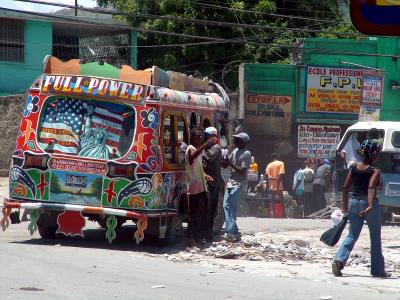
[265,153,286,217]
[222,132,251,242]
[203,127,222,243]
[185,128,214,247]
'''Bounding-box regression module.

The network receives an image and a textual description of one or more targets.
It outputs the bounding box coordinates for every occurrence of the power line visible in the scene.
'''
[0,6,242,43]
[10,0,360,37]
[190,1,340,23]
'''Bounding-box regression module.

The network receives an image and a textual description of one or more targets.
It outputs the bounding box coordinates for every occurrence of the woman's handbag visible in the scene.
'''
[320,214,348,247]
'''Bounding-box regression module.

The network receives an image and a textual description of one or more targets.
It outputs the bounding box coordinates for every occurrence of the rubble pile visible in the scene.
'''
[146,230,400,278]
[152,232,336,265]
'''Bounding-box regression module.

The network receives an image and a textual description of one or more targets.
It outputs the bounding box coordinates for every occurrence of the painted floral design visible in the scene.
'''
[23,95,40,117]
[140,107,159,130]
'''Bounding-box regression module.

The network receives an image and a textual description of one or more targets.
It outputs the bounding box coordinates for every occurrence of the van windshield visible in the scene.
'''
[37,97,135,160]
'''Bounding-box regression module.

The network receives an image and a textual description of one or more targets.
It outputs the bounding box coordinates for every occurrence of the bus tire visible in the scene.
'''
[381,211,392,225]
[38,224,57,239]
[37,210,60,239]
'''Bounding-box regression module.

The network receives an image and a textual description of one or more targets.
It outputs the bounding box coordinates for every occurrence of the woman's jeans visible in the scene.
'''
[223,185,242,235]
[335,198,385,276]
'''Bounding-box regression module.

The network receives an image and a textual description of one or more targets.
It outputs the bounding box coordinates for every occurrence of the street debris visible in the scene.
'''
[19,287,44,292]
[151,285,166,289]
[146,229,400,282]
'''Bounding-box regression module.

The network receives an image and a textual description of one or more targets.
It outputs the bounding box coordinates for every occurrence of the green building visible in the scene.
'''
[0,8,137,95]
[240,37,400,179]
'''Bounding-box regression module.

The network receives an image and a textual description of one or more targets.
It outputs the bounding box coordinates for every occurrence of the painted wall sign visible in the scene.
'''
[49,157,108,175]
[359,73,384,121]
[297,124,341,159]
[350,0,400,35]
[245,94,292,136]
[41,75,146,104]
[306,66,366,114]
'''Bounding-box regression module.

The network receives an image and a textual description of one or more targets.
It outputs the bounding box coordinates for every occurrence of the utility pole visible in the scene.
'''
[75,0,78,16]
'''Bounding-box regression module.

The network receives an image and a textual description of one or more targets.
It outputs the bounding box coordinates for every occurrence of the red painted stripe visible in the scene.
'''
[105,140,119,148]
[92,111,123,125]
[92,121,122,136]
[39,137,79,148]
[5,202,21,209]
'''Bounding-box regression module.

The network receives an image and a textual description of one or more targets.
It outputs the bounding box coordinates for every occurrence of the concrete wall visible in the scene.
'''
[0,20,52,95]
[240,63,298,190]
[0,95,25,176]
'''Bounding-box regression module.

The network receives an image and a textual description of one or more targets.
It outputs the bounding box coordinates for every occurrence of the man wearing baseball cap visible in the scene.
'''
[203,127,223,242]
[222,132,251,242]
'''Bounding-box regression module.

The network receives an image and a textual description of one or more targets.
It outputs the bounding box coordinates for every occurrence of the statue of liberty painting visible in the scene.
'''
[78,104,113,159]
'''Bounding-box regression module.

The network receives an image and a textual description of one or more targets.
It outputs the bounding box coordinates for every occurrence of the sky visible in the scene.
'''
[1,0,98,13]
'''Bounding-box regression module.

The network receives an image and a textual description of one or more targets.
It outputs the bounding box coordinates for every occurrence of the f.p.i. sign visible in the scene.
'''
[350,0,400,35]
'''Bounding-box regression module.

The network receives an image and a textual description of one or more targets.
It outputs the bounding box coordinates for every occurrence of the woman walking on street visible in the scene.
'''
[332,139,390,277]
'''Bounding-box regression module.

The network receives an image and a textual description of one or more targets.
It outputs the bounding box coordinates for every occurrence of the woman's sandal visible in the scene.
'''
[332,260,344,277]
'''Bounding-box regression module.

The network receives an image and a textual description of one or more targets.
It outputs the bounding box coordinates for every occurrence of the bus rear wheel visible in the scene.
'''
[37,210,60,239]
[38,224,57,239]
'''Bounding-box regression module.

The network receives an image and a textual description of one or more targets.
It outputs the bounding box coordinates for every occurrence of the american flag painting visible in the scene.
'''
[83,103,123,149]
[38,98,84,154]
[38,98,126,157]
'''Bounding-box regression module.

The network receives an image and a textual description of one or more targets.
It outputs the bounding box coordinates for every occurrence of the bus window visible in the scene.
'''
[190,112,197,130]
[37,97,135,160]
[163,115,175,164]
[217,118,228,148]
[202,118,211,130]
[177,116,188,164]
[162,113,188,166]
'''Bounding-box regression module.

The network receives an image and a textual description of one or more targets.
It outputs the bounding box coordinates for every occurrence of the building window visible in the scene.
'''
[53,24,130,66]
[0,19,24,62]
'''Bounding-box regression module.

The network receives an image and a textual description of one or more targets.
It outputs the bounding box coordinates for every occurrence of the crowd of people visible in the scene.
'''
[291,158,332,217]
[184,127,391,277]
[184,126,337,247]
[185,127,251,246]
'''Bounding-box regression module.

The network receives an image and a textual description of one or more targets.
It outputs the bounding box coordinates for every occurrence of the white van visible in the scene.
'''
[336,121,400,221]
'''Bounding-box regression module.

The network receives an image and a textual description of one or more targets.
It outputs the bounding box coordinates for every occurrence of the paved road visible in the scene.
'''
[0,222,398,300]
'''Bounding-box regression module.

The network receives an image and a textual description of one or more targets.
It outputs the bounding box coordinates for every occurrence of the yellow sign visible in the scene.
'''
[307,88,361,113]
[376,0,400,6]
[306,67,365,114]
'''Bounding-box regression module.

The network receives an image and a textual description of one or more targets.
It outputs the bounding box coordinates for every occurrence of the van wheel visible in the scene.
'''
[38,224,57,239]
[381,211,392,225]
[213,189,225,234]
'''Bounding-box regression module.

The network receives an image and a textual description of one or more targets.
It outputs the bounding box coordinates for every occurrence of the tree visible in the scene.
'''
[90,177,104,196]
[50,174,62,194]
[97,0,360,90]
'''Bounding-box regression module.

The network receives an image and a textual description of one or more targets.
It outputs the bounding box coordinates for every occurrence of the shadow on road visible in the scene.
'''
[10,224,190,254]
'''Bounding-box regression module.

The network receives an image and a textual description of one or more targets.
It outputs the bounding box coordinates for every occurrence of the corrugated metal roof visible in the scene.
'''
[0,7,130,29]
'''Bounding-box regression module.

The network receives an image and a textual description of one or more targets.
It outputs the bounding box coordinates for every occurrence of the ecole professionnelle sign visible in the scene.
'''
[306,66,368,114]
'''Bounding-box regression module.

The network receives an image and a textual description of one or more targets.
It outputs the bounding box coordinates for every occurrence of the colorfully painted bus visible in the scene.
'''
[1,56,229,244]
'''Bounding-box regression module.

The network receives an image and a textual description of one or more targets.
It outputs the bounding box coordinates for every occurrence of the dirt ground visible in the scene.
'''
[1,176,400,297]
